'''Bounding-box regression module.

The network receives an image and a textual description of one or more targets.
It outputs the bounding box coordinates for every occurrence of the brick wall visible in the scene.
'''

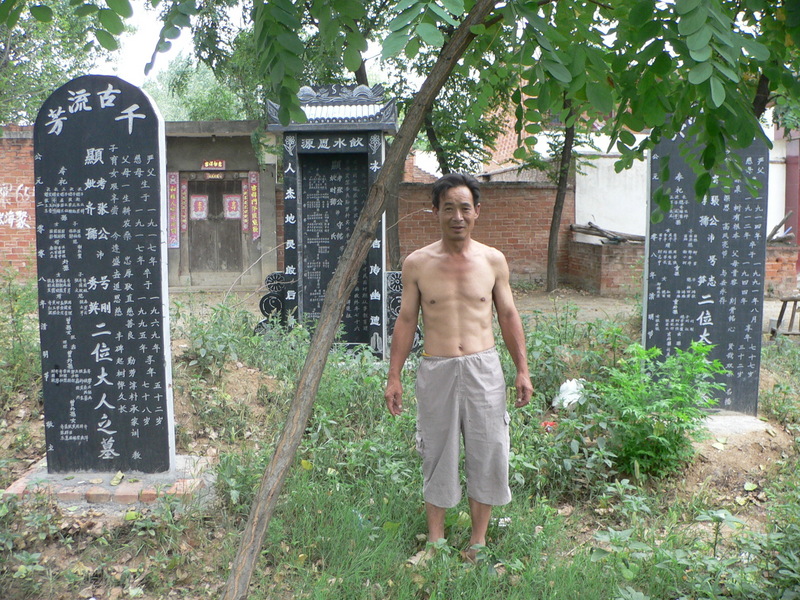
[764,246,799,297]
[567,239,799,298]
[1,123,796,295]
[0,126,36,275]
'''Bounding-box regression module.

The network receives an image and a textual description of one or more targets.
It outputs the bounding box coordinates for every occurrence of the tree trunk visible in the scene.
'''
[221,2,500,598]
[545,104,575,293]
[386,163,402,270]
[425,113,451,174]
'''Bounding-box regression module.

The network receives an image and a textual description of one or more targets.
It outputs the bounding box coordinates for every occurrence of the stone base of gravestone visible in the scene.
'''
[2,454,215,509]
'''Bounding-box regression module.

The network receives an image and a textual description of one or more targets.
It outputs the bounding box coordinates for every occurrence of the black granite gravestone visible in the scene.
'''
[646,134,769,415]
[269,85,396,357]
[34,75,174,473]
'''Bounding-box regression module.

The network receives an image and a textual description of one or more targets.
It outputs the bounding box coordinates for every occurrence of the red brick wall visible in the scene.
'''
[2,123,795,295]
[567,239,798,298]
[764,246,799,297]
[0,126,36,275]
[566,240,644,296]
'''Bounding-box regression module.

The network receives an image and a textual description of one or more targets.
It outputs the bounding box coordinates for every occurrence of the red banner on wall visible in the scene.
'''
[167,172,180,248]
[249,171,260,240]
[180,179,189,232]
[241,177,250,233]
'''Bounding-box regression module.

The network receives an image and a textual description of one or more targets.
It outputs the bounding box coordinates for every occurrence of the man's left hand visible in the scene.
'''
[514,373,533,408]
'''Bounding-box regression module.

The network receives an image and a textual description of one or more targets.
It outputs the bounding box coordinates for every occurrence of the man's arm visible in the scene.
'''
[384,256,422,416]
[492,252,533,408]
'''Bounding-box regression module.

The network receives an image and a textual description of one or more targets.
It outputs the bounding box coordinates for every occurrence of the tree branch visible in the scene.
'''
[221,1,502,597]
[752,72,770,119]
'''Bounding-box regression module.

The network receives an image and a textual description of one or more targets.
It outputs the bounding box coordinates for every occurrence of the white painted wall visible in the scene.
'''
[574,126,788,244]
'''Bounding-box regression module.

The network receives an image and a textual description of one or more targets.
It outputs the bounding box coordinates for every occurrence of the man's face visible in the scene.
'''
[434,185,480,241]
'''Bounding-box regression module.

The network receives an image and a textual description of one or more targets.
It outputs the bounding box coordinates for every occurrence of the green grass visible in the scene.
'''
[1,282,799,599]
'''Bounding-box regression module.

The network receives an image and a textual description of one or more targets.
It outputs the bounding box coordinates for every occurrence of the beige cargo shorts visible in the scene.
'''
[415,347,511,508]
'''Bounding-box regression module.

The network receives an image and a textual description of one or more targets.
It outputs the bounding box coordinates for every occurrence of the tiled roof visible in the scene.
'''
[267,85,397,133]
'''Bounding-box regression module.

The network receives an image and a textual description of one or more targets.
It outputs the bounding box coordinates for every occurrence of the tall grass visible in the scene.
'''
[1,292,799,599]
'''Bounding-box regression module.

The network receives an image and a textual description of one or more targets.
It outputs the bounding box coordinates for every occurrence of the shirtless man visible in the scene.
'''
[384,173,533,560]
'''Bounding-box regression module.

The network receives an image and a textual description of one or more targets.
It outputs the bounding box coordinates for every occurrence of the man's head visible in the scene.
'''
[431,173,481,209]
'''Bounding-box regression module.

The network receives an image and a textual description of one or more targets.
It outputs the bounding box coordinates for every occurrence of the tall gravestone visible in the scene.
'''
[645,132,769,415]
[34,75,174,473]
[268,85,397,356]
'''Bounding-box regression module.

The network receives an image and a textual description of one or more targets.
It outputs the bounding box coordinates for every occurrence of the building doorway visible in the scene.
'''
[188,178,243,278]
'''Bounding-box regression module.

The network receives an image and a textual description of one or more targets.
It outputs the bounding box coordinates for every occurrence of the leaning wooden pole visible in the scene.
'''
[221,2,500,598]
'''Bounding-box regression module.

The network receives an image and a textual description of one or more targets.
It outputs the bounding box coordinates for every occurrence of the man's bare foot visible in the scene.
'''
[460,544,486,564]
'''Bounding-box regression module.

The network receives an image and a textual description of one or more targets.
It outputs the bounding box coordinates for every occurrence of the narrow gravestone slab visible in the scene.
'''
[646,134,769,415]
[281,131,385,352]
[34,75,174,473]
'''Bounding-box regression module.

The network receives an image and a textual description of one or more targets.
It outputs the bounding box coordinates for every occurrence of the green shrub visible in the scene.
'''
[586,342,725,479]
[499,305,633,411]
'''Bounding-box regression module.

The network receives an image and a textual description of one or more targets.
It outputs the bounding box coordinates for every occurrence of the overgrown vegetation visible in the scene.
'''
[1,280,798,599]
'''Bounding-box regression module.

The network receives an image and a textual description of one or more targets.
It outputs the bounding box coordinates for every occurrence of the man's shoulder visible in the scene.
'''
[405,242,441,263]
[471,240,506,262]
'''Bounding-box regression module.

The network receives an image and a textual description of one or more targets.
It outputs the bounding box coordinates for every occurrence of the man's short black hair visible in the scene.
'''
[431,173,481,209]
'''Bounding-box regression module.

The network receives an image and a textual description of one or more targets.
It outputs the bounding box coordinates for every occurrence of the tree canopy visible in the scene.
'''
[145,0,800,207]
[0,0,118,124]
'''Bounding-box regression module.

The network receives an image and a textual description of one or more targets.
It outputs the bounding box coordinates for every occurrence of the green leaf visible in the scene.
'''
[688,61,713,84]
[687,26,712,51]
[416,22,444,47]
[343,45,362,72]
[740,36,769,61]
[428,2,458,26]
[709,76,726,107]
[0,0,19,23]
[162,25,181,40]
[694,171,712,198]
[586,81,613,115]
[678,8,708,37]
[94,28,119,50]
[405,36,420,59]
[542,59,572,83]
[712,60,740,83]
[389,5,422,32]
[382,30,409,59]
[629,0,653,24]
[440,0,464,17]
[651,53,673,76]
[106,0,133,18]
[689,45,712,62]
[619,130,636,147]
[701,143,717,170]
[394,0,423,12]
[75,3,100,17]
[6,1,23,27]
[591,547,611,561]
[172,12,190,28]
[676,0,703,15]
[29,4,53,21]
[177,0,198,15]
[98,8,125,34]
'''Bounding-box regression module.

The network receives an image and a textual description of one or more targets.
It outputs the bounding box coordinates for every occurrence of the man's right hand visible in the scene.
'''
[384,379,403,416]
